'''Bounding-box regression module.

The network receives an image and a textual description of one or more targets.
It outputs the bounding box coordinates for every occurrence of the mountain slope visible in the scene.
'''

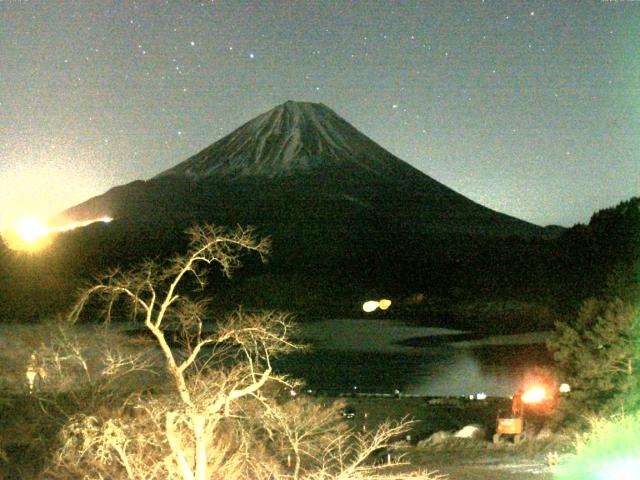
[61,101,542,241]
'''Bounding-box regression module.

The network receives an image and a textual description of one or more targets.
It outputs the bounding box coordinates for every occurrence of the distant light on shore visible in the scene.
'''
[362,300,380,313]
[379,299,392,310]
[362,298,392,313]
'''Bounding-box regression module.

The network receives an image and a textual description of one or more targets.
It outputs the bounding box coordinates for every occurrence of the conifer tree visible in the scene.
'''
[548,297,640,415]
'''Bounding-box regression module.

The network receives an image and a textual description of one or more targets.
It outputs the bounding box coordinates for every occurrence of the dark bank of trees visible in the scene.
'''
[455,197,639,308]
[0,197,638,326]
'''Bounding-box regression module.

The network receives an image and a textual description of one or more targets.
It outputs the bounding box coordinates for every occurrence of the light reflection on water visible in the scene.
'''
[274,318,552,397]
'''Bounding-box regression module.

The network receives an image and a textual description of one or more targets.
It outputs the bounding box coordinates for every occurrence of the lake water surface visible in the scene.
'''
[274,318,552,397]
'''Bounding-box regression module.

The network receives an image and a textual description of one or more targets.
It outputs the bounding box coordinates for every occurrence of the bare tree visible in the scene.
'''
[262,397,347,479]
[47,224,443,480]
[33,322,159,417]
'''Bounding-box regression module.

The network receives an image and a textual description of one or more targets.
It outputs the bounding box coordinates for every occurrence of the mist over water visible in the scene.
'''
[274,318,551,397]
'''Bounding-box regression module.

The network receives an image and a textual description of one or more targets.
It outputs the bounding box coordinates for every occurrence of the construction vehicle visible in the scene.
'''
[493,381,556,444]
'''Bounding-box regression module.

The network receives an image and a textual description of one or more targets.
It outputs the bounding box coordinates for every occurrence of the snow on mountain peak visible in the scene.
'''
[156,101,411,180]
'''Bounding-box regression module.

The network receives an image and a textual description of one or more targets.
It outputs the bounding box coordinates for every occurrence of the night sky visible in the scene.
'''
[1,0,638,231]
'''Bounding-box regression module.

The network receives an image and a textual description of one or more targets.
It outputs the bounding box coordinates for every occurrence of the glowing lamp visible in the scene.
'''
[362,300,379,313]
[559,383,571,393]
[522,386,546,403]
[379,299,392,310]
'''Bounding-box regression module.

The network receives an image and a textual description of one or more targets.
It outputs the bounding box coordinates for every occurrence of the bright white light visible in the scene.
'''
[362,300,379,313]
[16,218,48,243]
[476,392,487,400]
[56,222,77,232]
[559,383,571,393]
[522,386,546,403]
[51,216,113,233]
[596,457,640,480]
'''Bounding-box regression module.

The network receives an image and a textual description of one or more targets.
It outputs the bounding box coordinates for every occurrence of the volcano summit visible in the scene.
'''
[157,100,423,180]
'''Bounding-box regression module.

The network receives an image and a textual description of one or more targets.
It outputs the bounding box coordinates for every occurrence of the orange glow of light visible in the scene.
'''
[522,385,546,404]
[2,217,53,252]
[16,218,49,243]
[3,215,113,252]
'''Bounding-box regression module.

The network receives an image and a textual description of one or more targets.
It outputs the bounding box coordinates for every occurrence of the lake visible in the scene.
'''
[274,318,553,397]
[0,320,552,398]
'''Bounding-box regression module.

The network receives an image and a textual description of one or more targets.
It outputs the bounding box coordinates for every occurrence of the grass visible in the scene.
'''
[553,411,640,480]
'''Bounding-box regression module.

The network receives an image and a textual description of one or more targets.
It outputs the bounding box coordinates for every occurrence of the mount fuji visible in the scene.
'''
[57,101,545,277]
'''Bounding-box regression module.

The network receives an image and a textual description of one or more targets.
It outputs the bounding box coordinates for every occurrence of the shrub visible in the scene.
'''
[554,412,640,480]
